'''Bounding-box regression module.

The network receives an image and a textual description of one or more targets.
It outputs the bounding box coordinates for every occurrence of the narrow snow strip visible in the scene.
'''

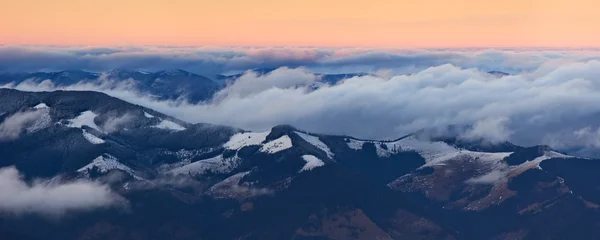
[224,131,270,150]
[207,171,250,194]
[82,129,105,144]
[33,103,49,109]
[260,135,293,154]
[168,155,239,175]
[466,151,574,184]
[66,111,101,132]
[519,151,574,170]
[393,136,459,162]
[299,155,325,172]
[143,111,154,118]
[152,119,186,131]
[296,131,334,158]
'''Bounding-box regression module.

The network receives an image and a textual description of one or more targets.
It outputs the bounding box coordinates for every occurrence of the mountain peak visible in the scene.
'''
[156,69,191,76]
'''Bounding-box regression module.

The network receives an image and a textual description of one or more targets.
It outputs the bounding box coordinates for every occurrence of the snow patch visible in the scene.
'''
[152,119,186,131]
[78,155,140,179]
[82,129,105,144]
[224,131,270,150]
[260,135,293,154]
[33,103,49,109]
[346,138,364,150]
[66,111,101,132]
[296,131,334,158]
[299,155,325,172]
[169,155,240,176]
[143,111,154,118]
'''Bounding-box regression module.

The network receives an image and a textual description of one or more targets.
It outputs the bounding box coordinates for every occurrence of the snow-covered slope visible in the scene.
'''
[33,103,49,109]
[260,135,293,154]
[296,131,334,158]
[168,155,240,176]
[25,108,52,133]
[78,155,139,179]
[82,129,105,144]
[224,131,270,150]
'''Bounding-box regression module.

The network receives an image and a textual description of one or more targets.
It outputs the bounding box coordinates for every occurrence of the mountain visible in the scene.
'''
[217,68,369,85]
[0,70,100,85]
[487,71,511,77]
[1,69,369,104]
[0,69,221,103]
[106,69,221,102]
[1,89,600,240]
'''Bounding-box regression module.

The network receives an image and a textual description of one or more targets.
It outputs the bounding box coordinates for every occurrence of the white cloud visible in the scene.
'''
[101,112,135,133]
[465,170,505,184]
[0,109,48,141]
[213,67,317,100]
[0,166,126,217]
[461,117,513,143]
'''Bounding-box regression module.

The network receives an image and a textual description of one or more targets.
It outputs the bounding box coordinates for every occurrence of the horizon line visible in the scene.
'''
[3,43,600,50]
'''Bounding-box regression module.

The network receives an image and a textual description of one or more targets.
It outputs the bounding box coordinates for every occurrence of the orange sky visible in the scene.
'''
[1,0,599,47]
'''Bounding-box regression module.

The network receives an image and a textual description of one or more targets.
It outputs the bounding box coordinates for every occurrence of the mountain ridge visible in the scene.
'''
[1,88,599,240]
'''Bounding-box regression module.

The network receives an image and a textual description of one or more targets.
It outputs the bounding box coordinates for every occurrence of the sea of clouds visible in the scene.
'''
[3,46,600,156]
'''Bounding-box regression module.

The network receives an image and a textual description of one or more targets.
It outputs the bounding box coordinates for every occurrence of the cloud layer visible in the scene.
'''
[0,166,125,217]
[4,47,600,156]
[2,45,600,76]
[0,109,48,141]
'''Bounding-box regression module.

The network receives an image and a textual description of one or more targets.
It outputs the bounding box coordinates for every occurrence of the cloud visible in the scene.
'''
[460,117,513,143]
[0,166,126,217]
[213,67,318,100]
[573,127,600,146]
[465,170,505,184]
[0,109,48,141]
[1,45,599,76]
[100,112,135,133]
[6,55,600,156]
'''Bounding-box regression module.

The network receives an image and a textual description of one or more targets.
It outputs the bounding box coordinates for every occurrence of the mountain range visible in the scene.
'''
[0,69,370,103]
[0,88,598,240]
[0,69,509,103]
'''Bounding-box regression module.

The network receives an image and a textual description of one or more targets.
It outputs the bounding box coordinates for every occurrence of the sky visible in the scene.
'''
[1,0,599,47]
